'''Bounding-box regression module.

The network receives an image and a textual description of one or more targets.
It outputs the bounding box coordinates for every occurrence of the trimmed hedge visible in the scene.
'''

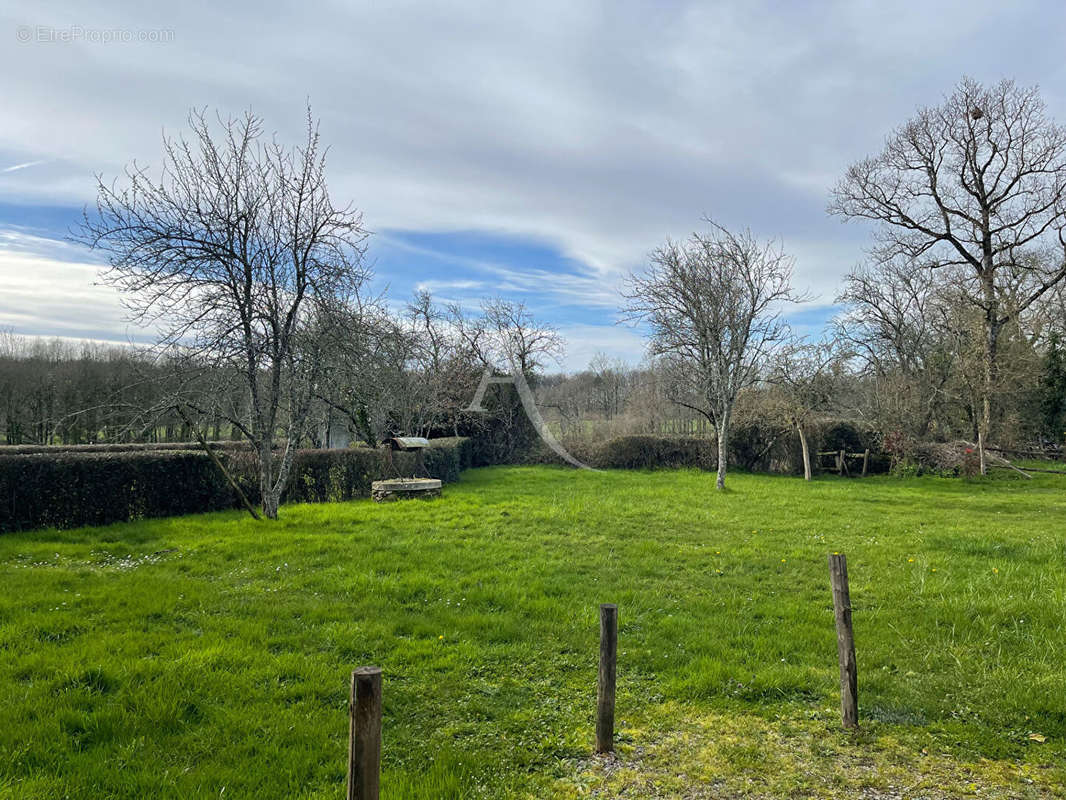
[0,441,253,456]
[0,437,472,533]
[591,436,717,470]
[0,451,234,532]
[273,437,472,505]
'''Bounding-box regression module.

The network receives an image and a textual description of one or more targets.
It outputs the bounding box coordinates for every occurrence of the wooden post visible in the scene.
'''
[837,449,845,476]
[827,555,858,728]
[861,449,869,478]
[977,431,987,476]
[348,667,382,800]
[596,603,618,753]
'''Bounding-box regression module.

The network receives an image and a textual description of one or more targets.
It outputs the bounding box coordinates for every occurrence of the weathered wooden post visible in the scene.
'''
[838,449,846,476]
[348,666,382,800]
[827,554,858,728]
[596,603,618,753]
[861,449,870,477]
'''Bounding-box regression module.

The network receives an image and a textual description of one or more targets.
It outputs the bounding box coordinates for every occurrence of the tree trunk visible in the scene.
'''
[259,443,279,519]
[979,245,1000,476]
[797,423,811,481]
[715,407,730,490]
[261,487,280,520]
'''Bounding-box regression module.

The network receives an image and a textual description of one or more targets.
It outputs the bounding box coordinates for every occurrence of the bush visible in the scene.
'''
[590,435,717,470]
[0,437,473,533]
[0,451,234,532]
[0,441,253,456]
[884,435,984,477]
[531,421,891,476]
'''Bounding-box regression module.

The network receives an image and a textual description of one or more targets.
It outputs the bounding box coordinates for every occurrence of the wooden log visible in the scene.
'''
[348,667,382,800]
[861,449,869,477]
[827,554,858,729]
[596,604,618,753]
[989,464,1062,475]
[984,445,1064,460]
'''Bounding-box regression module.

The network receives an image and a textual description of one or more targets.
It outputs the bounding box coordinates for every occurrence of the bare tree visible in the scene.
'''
[622,220,802,489]
[76,108,370,518]
[769,341,842,480]
[830,77,1066,467]
[588,352,628,421]
[473,298,564,376]
[835,257,958,438]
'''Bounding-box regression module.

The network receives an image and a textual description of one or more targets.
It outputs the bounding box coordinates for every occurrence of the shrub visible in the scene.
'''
[590,436,717,470]
[0,451,234,532]
[534,421,891,476]
[0,437,472,533]
[0,441,253,456]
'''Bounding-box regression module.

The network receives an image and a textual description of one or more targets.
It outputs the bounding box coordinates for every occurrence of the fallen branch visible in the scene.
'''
[174,404,262,520]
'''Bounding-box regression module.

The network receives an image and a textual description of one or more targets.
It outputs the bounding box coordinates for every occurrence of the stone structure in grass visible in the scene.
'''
[371,437,441,502]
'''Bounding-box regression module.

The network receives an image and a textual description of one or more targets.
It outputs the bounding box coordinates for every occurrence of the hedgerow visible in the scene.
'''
[0,437,472,532]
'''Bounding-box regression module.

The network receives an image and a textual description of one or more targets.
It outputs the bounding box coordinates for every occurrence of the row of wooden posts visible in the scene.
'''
[344,553,859,800]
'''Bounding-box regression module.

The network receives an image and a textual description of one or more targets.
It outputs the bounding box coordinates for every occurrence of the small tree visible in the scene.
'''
[77,108,370,518]
[770,342,842,480]
[622,220,802,489]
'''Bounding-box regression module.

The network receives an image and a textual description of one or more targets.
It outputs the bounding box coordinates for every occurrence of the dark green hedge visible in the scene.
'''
[274,437,472,505]
[590,436,717,470]
[0,451,234,532]
[0,441,253,456]
[0,437,473,533]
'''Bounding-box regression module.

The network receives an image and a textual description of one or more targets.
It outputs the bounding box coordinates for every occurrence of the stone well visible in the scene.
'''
[371,477,442,502]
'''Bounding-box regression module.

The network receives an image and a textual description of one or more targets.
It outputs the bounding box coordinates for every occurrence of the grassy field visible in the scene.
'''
[1,466,1064,799]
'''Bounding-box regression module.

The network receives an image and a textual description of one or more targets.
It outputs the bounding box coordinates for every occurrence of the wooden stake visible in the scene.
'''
[348,667,382,800]
[596,604,618,753]
[827,554,858,728]
[861,449,869,477]
[978,431,987,476]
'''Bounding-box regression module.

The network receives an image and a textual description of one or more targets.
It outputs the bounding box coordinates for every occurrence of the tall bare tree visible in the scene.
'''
[623,220,802,489]
[76,108,370,518]
[830,77,1066,466]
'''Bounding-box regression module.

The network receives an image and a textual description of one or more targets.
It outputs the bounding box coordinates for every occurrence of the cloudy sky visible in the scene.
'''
[2,0,1065,370]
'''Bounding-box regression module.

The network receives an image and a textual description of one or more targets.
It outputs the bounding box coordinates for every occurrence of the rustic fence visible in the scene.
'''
[343,554,862,798]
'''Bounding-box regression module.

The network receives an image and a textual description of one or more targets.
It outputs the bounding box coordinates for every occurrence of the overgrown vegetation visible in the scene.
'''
[1,466,1063,798]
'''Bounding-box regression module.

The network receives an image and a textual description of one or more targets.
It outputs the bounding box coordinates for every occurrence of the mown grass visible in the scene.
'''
[0,466,1064,798]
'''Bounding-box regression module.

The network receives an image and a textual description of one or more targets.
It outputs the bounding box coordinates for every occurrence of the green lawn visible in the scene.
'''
[1,466,1064,799]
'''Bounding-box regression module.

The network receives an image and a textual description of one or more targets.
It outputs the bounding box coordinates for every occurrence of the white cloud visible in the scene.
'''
[1,159,48,173]
[2,0,1064,341]
[556,322,648,372]
[0,246,138,341]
